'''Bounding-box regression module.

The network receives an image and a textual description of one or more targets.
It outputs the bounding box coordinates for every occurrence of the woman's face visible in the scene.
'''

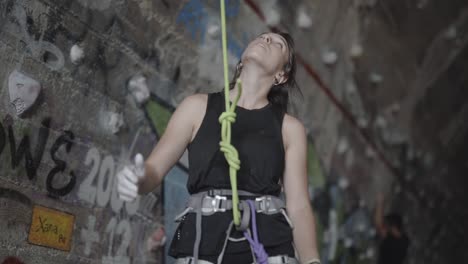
[241,33,289,76]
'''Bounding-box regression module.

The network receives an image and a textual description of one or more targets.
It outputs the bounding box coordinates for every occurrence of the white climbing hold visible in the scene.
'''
[70,44,85,64]
[108,112,124,134]
[369,72,383,84]
[375,115,387,128]
[128,74,150,105]
[207,24,220,38]
[337,137,349,154]
[350,43,363,58]
[297,8,312,29]
[357,117,368,128]
[338,177,349,189]
[8,70,41,116]
[322,50,338,65]
[265,7,281,26]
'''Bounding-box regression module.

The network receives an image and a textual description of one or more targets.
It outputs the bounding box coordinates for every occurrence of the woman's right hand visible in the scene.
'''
[117,153,145,202]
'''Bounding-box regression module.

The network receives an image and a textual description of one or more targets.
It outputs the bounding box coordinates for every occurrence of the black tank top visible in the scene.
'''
[187,91,285,195]
[169,92,294,258]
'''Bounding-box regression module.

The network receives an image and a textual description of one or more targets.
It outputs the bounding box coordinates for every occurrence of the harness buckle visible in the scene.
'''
[255,196,273,213]
[202,195,227,214]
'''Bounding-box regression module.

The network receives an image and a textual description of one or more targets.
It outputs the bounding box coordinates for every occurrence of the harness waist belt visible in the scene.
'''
[175,255,299,264]
[188,193,285,215]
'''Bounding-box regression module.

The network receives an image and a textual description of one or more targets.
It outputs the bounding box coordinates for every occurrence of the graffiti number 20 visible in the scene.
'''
[78,147,139,215]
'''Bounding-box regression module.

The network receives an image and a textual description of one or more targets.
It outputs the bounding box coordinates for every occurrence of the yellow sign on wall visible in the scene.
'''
[28,205,75,251]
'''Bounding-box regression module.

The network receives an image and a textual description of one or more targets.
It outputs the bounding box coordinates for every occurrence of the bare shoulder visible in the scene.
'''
[282,114,307,149]
[176,94,209,141]
[178,93,208,110]
[283,114,306,131]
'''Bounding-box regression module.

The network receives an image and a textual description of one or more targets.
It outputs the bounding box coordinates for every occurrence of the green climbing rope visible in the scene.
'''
[219,0,242,227]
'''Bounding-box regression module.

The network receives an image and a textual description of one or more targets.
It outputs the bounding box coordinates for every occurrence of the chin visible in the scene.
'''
[243,58,277,74]
[242,51,267,65]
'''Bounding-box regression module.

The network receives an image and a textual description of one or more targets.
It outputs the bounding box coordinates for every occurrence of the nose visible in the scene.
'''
[262,35,271,44]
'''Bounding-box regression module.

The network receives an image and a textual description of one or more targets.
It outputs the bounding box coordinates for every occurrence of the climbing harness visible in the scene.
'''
[175,189,294,263]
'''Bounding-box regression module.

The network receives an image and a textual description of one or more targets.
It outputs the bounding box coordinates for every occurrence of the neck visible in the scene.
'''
[229,63,273,109]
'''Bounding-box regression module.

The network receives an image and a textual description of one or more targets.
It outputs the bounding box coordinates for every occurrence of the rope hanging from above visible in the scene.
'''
[218,0,243,227]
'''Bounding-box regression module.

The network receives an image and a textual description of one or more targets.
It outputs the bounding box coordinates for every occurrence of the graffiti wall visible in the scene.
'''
[0,0,174,262]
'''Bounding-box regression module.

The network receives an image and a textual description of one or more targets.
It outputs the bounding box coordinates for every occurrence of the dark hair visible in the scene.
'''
[385,213,404,231]
[229,31,301,114]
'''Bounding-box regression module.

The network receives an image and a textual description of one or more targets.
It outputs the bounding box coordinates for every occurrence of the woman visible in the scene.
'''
[117,32,320,264]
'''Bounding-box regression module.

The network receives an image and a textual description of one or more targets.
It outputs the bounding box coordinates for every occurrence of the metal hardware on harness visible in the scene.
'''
[201,195,227,214]
[255,196,273,213]
[184,190,286,217]
[175,257,214,264]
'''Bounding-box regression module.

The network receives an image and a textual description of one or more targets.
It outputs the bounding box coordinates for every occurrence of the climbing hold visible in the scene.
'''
[8,70,41,117]
[337,137,349,154]
[322,50,338,66]
[297,7,312,29]
[207,23,220,38]
[107,112,124,134]
[338,177,349,189]
[369,72,383,84]
[128,74,150,105]
[264,1,281,26]
[70,44,85,64]
[350,43,363,59]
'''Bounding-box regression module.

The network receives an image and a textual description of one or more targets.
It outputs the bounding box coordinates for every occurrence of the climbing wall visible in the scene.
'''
[1,0,467,264]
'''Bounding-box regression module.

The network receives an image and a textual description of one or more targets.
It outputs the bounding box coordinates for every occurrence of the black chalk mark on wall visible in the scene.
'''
[0,117,76,196]
[8,118,50,180]
[47,131,76,197]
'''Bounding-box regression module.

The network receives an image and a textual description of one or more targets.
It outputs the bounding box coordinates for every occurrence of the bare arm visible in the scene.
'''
[138,94,207,194]
[282,114,320,262]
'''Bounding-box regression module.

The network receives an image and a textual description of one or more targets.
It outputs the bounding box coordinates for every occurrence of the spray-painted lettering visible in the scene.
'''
[0,117,75,196]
